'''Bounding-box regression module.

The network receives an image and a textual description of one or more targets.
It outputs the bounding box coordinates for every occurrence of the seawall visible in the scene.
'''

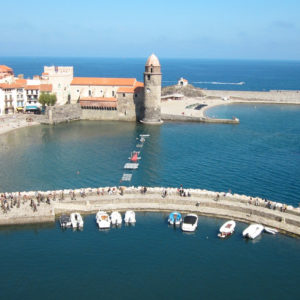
[161,113,239,124]
[1,187,300,237]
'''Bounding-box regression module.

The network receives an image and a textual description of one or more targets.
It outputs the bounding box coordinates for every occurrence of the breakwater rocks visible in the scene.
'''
[1,187,300,236]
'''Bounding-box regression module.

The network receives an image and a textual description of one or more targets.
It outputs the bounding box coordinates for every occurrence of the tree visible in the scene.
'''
[38,93,57,107]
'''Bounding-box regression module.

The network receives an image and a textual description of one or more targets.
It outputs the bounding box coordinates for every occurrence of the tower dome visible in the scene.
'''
[145,54,161,67]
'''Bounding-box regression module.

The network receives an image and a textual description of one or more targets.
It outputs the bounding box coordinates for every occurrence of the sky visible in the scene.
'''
[0,0,300,60]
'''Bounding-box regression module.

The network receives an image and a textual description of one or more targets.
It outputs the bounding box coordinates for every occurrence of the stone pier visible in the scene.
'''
[1,186,300,237]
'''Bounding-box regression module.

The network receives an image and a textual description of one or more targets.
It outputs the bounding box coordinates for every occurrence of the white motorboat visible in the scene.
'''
[59,214,72,228]
[111,211,122,226]
[168,212,182,226]
[218,220,236,238]
[264,227,278,235]
[96,211,111,229]
[181,214,198,232]
[70,212,84,229]
[124,210,136,223]
[242,224,264,239]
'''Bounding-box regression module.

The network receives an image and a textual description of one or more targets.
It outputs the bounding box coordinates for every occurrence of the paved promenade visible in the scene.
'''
[1,186,300,237]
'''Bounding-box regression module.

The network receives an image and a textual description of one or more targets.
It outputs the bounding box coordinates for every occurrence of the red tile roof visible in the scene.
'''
[117,81,144,94]
[25,85,40,90]
[0,65,13,72]
[0,83,23,89]
[40,84,52,92]
[15,78,27,85]
[71,77,137,86]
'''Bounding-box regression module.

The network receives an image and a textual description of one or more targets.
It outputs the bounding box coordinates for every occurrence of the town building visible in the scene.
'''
[0,54,162,121]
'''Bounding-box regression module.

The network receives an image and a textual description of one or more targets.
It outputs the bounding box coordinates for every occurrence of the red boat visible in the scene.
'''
[129,151,140,162]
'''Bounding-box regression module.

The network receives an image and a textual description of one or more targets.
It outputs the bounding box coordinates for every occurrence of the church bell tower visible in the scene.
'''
[141,54,162,124]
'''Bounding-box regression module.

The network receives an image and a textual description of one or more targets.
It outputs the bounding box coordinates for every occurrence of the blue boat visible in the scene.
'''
[168,212,182,225]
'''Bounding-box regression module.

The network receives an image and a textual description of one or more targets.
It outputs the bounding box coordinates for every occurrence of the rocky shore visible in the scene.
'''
[1,186,300,237]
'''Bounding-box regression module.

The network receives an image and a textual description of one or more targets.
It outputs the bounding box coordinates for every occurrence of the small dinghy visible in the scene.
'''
[111,211,122,226]
[59,214,72,228]
[124,210,136,224]
[218,220,236,238]
[242,224,264,239]
[128,151,141,163]
[168,212,182,226]
[96,211,111,229]
[70,212,84,229]
[182,214,198,232]
[264,227,278,235]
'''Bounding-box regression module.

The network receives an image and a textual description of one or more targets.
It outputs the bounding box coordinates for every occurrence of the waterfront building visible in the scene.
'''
[70,77,144,121]
[0,54,162,121]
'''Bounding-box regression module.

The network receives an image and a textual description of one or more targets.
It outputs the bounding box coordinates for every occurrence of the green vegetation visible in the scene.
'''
[38,93,57,107]
[162,84,204,98]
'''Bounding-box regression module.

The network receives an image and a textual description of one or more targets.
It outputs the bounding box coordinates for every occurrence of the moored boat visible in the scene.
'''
[111,211,122,226]
[124,210,136,224]
[264,227,278,235]
[70,212,84,229]
[218,220,236,238]
[128,151,141,162]
[59,214,72,228]
[242,224,264,239]
[168,212,182,225]
[181,214,198,232]
[96,211,111,229]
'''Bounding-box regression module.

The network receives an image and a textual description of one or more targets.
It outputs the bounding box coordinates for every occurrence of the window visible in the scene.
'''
[123,93,126,97]
[89,90,92,96]
[147,75,150,80]
[112,91,115,97]
[135,94,138,98]
[151,68,153,73]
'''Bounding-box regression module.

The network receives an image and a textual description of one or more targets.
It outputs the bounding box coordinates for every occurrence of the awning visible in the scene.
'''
[25,106,40,110]
[16,107,24,111]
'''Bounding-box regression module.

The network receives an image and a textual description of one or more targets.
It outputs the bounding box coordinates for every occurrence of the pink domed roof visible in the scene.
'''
[145,54,160,67]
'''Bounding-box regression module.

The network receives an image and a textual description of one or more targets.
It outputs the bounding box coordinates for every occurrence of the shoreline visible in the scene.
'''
[1,186,300,237]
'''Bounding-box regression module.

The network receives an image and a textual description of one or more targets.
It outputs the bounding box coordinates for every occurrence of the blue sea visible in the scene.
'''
[1,57,300,91]
[0,58,300,299]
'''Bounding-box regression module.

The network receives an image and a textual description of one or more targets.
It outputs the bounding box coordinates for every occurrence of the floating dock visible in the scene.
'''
[124,163,139,170]
[121,173,133,181]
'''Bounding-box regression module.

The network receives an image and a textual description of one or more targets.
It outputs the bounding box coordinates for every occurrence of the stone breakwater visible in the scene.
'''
[1,187,300,236]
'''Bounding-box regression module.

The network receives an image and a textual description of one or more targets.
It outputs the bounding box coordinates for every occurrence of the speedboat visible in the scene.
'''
[218,220,236,238]
[124,210,136,224]
[181,214,198,232]
[264,227,278,235]
[111,211,122,226]
[70,212,84,229]
[168,212,182,226]
[59,214,72,228]
[96,211,111,229]
[242,224,264,239]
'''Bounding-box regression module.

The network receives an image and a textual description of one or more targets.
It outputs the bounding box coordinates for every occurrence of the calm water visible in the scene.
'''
[0,213,299,300]
[0,104,299,206]
[1,57,300,91]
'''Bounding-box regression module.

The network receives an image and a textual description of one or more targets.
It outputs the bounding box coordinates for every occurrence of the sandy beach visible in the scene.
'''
[0,115,40,136]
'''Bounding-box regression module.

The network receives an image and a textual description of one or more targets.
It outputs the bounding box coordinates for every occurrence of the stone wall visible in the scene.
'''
[204,90,300,103]
[44,104,82,124]
[81,109,119,120]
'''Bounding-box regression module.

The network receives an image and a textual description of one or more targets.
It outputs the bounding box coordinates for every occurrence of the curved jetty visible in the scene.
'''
[1,187,300,237]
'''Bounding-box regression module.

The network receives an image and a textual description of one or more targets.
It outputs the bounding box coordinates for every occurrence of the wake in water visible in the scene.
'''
[192,81,245,85]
